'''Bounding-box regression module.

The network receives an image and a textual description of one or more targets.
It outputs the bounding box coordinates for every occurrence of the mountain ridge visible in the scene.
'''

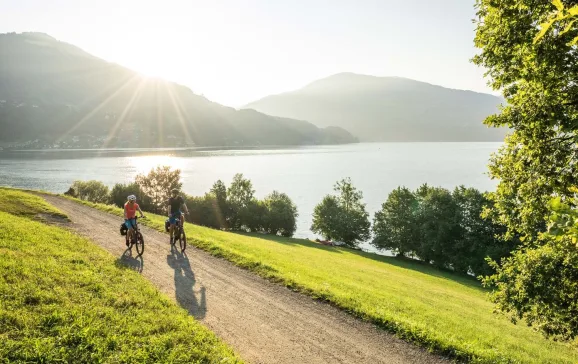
[244,73,506,142]
[0,32,357,149]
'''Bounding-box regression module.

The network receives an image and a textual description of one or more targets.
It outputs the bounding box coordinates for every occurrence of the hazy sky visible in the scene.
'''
[0,0,492,107]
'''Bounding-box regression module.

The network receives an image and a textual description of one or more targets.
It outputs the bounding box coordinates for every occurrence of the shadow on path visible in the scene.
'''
[167,245,206,319]
[116,248,144,273]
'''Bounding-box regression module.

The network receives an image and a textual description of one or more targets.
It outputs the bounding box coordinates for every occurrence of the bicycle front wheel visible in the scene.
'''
[179,230,187,252]
[135,232,145,256]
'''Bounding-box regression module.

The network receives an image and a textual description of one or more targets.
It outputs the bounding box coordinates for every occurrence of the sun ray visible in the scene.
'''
[164,82,195,146]
[55,73,142,144]
[101,77,148,150]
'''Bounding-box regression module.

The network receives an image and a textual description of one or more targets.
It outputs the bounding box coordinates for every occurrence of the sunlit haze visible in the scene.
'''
[0,0,492,107]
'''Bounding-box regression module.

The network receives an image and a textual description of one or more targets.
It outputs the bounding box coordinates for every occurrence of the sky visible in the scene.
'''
[0,0,493,107]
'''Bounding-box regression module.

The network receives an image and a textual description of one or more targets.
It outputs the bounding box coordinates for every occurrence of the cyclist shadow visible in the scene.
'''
[166,244,206,319]
[117,248,144,274]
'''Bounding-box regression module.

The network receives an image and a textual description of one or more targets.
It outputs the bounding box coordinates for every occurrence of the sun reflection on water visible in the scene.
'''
[127,155,187,175]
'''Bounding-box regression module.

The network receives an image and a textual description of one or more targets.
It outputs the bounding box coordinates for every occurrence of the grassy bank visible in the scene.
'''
[0,190,241,363]
[0,187,67,219]
[73,197,578,363]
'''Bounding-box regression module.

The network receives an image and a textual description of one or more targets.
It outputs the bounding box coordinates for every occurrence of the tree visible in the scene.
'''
[534,0,578,46]
[109,182,153,211]
[311,178,370,248]
[209,180,229,229]
[473,0,578,338]
[239,199,267,233]
[69,180,110,204]
[415,186,461,268]
[263,191,298,237]
[372,187,419,257]
[311,196,342,241]
[135,166,182,213]
[227,174,255,230]
[484,195,578,340]
[452,187,516,276]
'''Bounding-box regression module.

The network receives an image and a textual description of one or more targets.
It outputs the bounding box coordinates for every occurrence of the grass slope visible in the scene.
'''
[73,197,578,364]
[0,187,67,219]
[0,192,240,363]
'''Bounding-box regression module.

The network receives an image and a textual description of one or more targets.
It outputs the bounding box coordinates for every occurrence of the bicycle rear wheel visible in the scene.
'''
[135,232,145,256]
[178,230,187,252]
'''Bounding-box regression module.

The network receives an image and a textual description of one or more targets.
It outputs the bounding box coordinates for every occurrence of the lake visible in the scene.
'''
[0,142,501,250]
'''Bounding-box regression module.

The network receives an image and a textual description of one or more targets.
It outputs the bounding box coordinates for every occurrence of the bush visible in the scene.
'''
[311,178,370,248]
[187,194,228,230]
[69,180,110,204]
[263,191,298,237]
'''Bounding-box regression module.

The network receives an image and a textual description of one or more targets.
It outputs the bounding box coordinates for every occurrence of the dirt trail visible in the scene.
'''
[43,195,448,364]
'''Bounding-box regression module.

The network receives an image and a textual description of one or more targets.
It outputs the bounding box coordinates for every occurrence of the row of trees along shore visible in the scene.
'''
[66,166,517,278]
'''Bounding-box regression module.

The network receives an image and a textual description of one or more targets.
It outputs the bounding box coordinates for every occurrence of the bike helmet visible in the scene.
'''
[128,195,137,201]
[171,188,180,194]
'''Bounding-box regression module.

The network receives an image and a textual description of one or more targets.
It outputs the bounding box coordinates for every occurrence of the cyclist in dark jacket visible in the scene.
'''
[167,188,189,243]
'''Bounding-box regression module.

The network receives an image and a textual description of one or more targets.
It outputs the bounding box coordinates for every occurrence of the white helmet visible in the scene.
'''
[128,195,137,201]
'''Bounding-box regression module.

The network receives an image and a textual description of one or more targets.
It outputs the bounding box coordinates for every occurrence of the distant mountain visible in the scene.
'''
[244,73,506,142]
[0,33,357,149]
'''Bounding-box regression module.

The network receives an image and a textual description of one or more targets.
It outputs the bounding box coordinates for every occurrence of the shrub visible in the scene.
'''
[69,180,110,204]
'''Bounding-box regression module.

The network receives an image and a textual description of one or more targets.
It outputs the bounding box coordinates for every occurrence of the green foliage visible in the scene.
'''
[210,180,229,227]
[415,185,461,267]
[372,185,516,277]
[311,196,342,241]
[239,199,267,233]
[452,187,516,277]
[262,191,298,237]
[78,198,578,363]
[70,180,110,204]
[0,210,239,362]
[227,173,256,230]
[485,195,578,340]
[311,178,370,248]
[534,0,578,46]
[110,182,154,211]
[135,166,182,213]
[473,0,578,339]
[372,187,419,257]
[187,194,229,230]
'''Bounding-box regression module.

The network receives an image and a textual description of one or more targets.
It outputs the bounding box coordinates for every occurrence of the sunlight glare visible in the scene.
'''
[128,155,187,175]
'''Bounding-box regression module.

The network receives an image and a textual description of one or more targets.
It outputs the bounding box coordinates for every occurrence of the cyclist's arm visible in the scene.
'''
[123,205,128,219]
[168,204,172,217]
[137,205,144,218]
[181,202,189,214]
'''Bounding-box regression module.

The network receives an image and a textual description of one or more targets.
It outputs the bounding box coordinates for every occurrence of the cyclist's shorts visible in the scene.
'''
[125,218,137,229]
[169,211,181,225]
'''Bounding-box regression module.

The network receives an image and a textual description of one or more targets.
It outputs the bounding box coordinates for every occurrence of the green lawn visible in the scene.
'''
[75,197,578,363]
[0,192,241,363]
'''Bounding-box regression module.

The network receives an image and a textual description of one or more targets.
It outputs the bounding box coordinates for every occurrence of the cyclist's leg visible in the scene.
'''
[169,213,177,242]
[127,219,136,242]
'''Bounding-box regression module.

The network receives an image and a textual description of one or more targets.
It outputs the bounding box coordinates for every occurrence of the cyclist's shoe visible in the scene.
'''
[125,239,129,247]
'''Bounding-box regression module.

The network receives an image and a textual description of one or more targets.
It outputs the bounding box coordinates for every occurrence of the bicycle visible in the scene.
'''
[125,216,145,256]
[172,213,187,252]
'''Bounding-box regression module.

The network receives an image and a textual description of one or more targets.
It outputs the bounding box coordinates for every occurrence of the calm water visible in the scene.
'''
[0,143,501,249]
